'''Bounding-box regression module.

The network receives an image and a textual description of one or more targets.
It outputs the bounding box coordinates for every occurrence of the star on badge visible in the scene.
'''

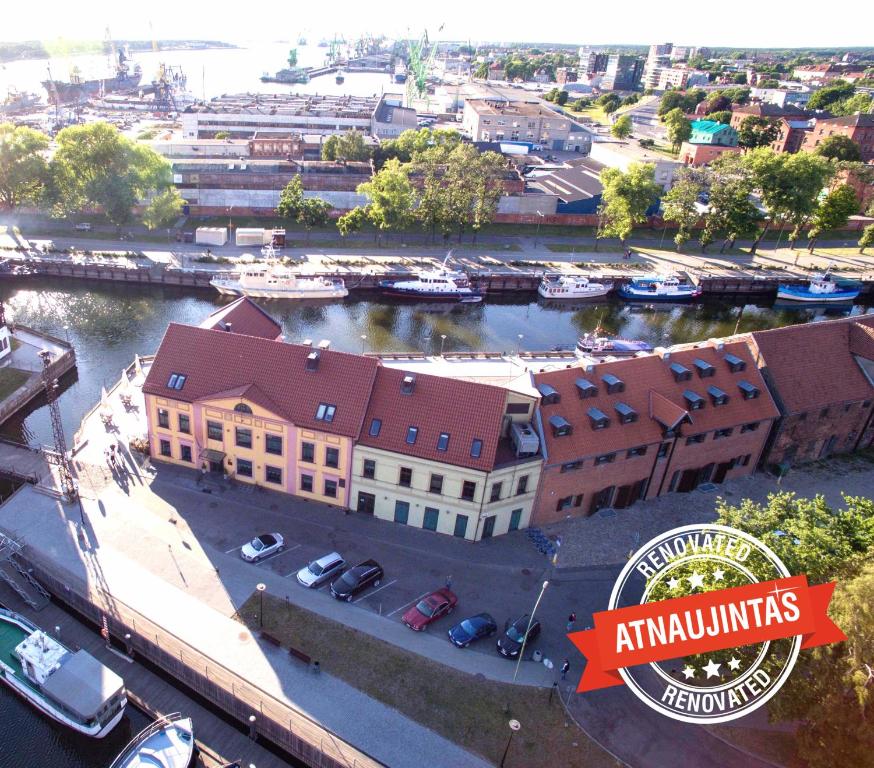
[688,571,706,590]
[713,568,726,581]
[682,665,696,679]
[703,659,721,678]
[728,657,742,672]
[667,576,680,590]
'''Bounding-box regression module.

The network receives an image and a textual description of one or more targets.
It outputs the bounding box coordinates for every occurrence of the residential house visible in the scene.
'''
[729,103,818,132]
[351,367,542,540]
[747,316,874,468]
[462,99,574,150]
[769,118,814,154]
[142,324,378,508]
[679,142,741,166]
[531,340,779,525]
[802,114,874,163]
[689,120,739,147]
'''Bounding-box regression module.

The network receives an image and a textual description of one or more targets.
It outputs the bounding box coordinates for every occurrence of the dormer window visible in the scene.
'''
[549,415,572,437]
[575,378,598,399]
[724,353,746,373]
[615,402,638,424]
[306,351,319,371]
[401,375,416,395]
[537,383,561,405]
[670,362,692,382]
[470,438,483,458]
[405,426,418,445]
[683,390,706,411]
[602,374,624,394]
[587,407,610,430]
[693,359,715,378]
[437,432,450,451]
[708,385,729,406]
[738,380,760,400]
[167,373,187,390]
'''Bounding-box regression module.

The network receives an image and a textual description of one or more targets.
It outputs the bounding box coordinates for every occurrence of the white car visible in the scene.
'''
[296,552,346,587]
[240,533,285,562]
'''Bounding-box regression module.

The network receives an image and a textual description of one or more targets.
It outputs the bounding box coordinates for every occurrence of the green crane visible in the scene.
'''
[406,25,442,105]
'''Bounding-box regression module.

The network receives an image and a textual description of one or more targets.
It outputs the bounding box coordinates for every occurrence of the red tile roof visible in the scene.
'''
[199,297,283,340]
[749,315,874,414]
[533,341,779,465]
[144,323,377,437]
[358,367,510,472]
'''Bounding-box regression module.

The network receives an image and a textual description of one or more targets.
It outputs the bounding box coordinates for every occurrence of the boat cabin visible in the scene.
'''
[15,630,67,685]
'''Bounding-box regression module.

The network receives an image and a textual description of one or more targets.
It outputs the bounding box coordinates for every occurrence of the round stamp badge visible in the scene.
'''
[570,523,845,724]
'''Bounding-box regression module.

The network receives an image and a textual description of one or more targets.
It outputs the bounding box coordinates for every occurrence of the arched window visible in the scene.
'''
[234,403,253,414]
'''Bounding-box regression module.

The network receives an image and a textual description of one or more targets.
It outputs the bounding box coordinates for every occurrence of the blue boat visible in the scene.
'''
[618,274,701,302]
[776,266,860,303]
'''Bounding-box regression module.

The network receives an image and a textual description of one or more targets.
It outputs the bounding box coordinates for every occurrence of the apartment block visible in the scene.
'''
[462,99,573,150]
[801,114,874,163]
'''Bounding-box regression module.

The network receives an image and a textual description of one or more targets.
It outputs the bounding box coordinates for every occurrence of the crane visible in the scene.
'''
[406,25,442,106]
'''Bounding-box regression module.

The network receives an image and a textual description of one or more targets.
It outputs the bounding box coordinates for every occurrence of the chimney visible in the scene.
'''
[224,322,233,332]
[301,339,313,347]
[317,339,331,350]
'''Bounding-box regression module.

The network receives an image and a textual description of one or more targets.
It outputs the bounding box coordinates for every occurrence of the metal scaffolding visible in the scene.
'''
[39,349,78,504]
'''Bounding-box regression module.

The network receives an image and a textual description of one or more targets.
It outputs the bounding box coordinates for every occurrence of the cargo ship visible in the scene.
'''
[1,90,41,115]
[43,49,142,105]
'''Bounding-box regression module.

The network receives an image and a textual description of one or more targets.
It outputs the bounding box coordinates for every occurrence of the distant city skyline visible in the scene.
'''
[2,0,874,50]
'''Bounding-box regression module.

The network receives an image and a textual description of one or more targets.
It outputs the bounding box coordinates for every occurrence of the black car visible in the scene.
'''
[330,559,384,602]
[448,613,497,648]
[497,615,541,658]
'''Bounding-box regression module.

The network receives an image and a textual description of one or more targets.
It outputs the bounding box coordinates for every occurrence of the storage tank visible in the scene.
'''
[195,227,228,246]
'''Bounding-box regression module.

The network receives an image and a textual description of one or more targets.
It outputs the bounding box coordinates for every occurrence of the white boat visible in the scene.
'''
[776,265,860,303]
[618,273,701,302]
[538,274,613,299]
[0,608,127,737]
[110,713,195,768]
[380,252,482,301]
[211,264,348,299]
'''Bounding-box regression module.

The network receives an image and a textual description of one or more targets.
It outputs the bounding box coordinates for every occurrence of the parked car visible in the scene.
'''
[402,588,458,631]
[74,222,92,232]
[296,552,345,588]
[330,559,384,602]
[448,612,497,647]
[497,615,541,658]
[240,533,285,562]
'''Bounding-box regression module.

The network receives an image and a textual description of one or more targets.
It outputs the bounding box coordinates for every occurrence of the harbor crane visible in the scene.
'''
[406,25,443,106]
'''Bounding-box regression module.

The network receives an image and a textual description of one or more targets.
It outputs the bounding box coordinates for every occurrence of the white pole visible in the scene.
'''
[513,580,549,682]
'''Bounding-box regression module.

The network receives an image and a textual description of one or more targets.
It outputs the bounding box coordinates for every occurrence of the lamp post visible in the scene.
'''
[256,583,266,628]
[517,333,524,355]
[513,580,549,682]
[360,334,367,354]
[500,719,521,767]
[439,333,447,356]
[533,211,544,248]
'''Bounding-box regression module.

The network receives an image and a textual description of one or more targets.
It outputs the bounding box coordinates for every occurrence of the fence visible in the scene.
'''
[23,553,384,768]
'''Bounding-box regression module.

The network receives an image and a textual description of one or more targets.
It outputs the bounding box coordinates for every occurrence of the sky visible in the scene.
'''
[2,0,873,49]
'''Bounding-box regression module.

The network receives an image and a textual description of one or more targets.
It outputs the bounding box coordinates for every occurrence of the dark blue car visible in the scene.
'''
[447,613,497,648]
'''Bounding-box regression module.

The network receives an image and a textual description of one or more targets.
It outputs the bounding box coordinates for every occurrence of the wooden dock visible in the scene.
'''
[0,587,295,768]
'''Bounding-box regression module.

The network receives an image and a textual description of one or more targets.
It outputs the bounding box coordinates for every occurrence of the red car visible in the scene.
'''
[402,588,458,631]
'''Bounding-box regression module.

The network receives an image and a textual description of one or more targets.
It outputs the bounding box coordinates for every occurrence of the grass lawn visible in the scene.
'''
[0,367,32,401]
[237,594,617,768]
[705,724,803,768]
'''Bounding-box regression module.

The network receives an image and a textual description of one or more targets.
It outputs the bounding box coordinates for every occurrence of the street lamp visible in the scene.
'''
[500,719,521,767]
[439,334,447,356]
[256,583,266,628]
[360,334,367,354]
[533,211,544,248]
[517,333,524,354]
[513,580,549,682]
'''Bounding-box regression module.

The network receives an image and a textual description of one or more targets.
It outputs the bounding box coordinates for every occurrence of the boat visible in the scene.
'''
[393,63,408,83]
[1,90,41,115]
[0,608,127,737]
[335,70,345,85]
[776,266,860,303]
[109,713,195,768]
[576,333,654,357]
[42,49,142,105]
[618,273,701,302]
[261,67,310,84]
[538,274,613,300]
[210,263,348,299]
[379,252,482,301]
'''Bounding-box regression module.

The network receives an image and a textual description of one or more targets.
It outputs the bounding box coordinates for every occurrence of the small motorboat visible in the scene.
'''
[538,274,613,300]
[211,263,348,300]
[380,251,482,302]
[576,333,654,357]
[335,70,345,85]
[618,273,701,302]
[109,713,195,768]
[776,265,860,303]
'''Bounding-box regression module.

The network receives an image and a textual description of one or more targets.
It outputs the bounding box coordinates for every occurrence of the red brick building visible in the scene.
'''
[769,117,814,154]
[802,114,874,163]
[729,103,817,132]
[747,316,874,468]
[531,340,779,525]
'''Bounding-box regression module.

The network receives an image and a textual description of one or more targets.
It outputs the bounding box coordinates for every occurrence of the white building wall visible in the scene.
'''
[0,325,11,361]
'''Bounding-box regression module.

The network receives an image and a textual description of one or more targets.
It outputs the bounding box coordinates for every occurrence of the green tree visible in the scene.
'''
[142,188,184,230]
[664,108,692,154]
[757,78,780,88]
[597,162,661,246]
[807,80,855,110]
[50,121,171,226]
[356,157,415,243]
[0,123,50,209]
[276,174,306,221]
[701,155,761,252]
[473,62,488,79]
[373,127,460,169]
[336,205,367,237]
[276,175,332,241]
[611,114,633,140]
[858,223,874,253]
[814,134,862,162]
[321,131,371,162]
[556,90,569,106]
[298,197,332,241]
[737,116,779,149]
[661,167,704,251]
[214,131,230,140]
[807,184,858,250]
[705,110,732,125]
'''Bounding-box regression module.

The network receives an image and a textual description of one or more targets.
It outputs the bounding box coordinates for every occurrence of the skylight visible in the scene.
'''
[167,373,187,390]
[437,432,450,451]
[406,426,418,445]
[470,438,483,457]
[369,418,382,437]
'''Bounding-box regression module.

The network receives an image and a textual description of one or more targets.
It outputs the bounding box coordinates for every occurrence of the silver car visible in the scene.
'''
[240,533,285,562]
[296,552,345,587]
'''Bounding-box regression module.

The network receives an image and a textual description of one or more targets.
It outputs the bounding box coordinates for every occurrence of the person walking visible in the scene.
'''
[561,658,570,680]
[567,612,577,632]
[445,575,453,591]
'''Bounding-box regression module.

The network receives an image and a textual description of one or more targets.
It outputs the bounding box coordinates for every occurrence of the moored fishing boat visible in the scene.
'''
[776,266,860,303]
[210,264,348,299]
[575,333,654,357]
[380,252,482,302]
[538,274,613,300]
[618,273,701,302]
[0,608,127,737]
[109,713,195,768]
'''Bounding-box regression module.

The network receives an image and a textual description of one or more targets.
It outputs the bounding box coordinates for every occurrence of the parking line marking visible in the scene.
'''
[354,579,398,604]
[385,589,430,616]
[225,546,242,554]
[254,544,301,565]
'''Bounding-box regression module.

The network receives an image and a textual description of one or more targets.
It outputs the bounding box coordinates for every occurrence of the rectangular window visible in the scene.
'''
[658,442,671,458]
[300,474,313,492]
[595,453,616,465]
[324,479,337,498]
[556,495,573,511]
[369,418,382,437]
[301,442,315,463]
[207,420,223,441]
[159,439,171,457]
[506,402,529,415]
[263,433,282,455]
[178,413,190,434]
[265,466,282,485]
[180,444,192,463]
[516,475,529,495]
[167,373,187,390]
[461,481,477,502]
[325,447,339,469]
[490,482,503,502]
[237,458,253,477]
[399,467,412,487]
[429,474,444,494]
[316,403,337,422]
[560,460,583,473]
[714,427,734,439]
[819,407,829,419]
[470,439,483,458]
[363,459,376,479]
[157,408,170,429]
[406,426,418,445]
[741,422,759,433]
[235,427,252,449]
[436,433,450,452]
[686,433,706,445]
[627,446,648,458]
[394,500,410,525]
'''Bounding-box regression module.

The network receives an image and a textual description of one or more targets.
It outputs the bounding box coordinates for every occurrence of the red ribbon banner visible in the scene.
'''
[570,575,845,692]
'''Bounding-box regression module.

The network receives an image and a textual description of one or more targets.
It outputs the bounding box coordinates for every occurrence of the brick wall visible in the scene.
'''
[766,401,874,466]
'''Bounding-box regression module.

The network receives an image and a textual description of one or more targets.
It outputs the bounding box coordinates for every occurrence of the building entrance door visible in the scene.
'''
[423,507,439,531]
[453,514,468,538]
[357,492,375,515]
[481,516,496,539]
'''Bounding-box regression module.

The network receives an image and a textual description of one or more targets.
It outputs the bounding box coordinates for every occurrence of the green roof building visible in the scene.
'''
[690,120,739,147]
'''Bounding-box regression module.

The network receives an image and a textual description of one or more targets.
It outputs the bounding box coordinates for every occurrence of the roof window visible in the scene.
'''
[548,415,573,437]
[615,402,638,424]
[470,438,483,458]
[316,403,336,422]
[167,373,187,390]
[575,378,598,399]
[587,407,610,430]
[683,390,706,411]
[708,385,729,406]
[724,353,746,373]
[670,362,692,382]
[369,418,382,437]
[401,375,416,395]
[602,373,624,394]
[437,432,450,451]
[693,358,715,378]
[537,383,561,404]
[406,426,419,445]
[738,380,760,400]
